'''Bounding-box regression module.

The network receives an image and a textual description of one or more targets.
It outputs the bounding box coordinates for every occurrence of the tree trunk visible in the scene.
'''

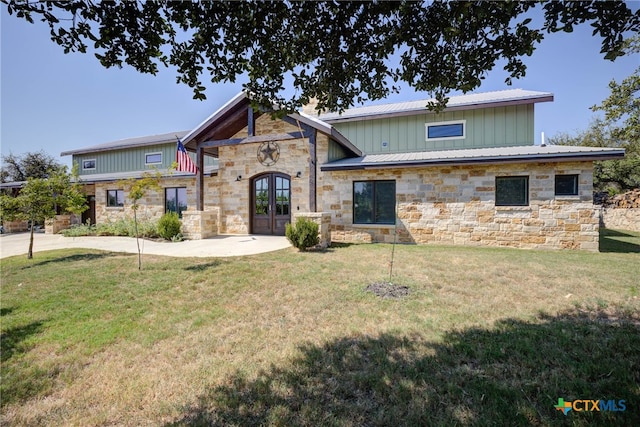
[134,209,141,270]
[27,218,34,259]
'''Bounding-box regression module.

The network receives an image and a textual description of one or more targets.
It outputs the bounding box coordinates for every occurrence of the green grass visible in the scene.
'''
[600,228,640,253]
[1,243,639,426]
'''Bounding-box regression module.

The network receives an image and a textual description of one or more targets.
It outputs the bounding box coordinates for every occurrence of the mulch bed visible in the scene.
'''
[365,282,410,299]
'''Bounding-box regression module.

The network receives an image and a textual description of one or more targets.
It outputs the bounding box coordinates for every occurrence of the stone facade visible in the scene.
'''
[216,115,313,234]
[322,161,600,251]
[93,176,205,224]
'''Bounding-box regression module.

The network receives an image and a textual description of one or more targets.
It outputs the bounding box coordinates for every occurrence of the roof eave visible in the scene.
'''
[320,150,625,171]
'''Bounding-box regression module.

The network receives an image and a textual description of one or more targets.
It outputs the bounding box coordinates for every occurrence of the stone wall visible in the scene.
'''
[322,161,600,251]
[218,114,312,234]
[93,176,208,224]
[599,207,640,232]
[3,220,28,233]
[45,215,71,234]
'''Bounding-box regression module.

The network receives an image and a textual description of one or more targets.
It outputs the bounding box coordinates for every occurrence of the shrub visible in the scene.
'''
[158,212,181,240]
[285,217,319,251]
[95,217,159,238]
[61,222,96,237]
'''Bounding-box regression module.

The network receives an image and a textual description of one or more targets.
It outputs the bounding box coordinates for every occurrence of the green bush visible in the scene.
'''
[158,212,181,240]
[285,217,319,251]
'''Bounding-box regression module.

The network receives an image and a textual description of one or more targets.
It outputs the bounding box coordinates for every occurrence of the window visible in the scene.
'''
[107,190,124,207]
[82,159,96,170]
[165,187,187,218]
[145,152,162,165]
[555,174,579,196]
[495,176,529,206]
[426,120,465,140]
[353,180,396,224]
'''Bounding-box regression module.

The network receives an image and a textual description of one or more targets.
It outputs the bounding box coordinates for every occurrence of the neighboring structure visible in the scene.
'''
[61,89,624,251]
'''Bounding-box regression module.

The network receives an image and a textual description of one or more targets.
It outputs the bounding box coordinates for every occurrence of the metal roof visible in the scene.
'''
[70,165,219,184]
[318,89,554,123]
[321,145,625,171]
[61,130,190,156]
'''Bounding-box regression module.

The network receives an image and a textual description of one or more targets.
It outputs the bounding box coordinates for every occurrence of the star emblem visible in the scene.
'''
[257,141,280,166]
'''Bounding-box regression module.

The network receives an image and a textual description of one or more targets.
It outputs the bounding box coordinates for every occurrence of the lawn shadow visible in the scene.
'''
[184,260,224,271]
[167,306,639,426]
[0,307,14,316]
[22,252,119,269]
[599,228,640,253]
[1,320,44,362]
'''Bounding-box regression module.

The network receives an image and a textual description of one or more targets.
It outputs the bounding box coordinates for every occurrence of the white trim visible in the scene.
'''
[145,152,163,165]
[82,159,96,170]
[425,120,466,141]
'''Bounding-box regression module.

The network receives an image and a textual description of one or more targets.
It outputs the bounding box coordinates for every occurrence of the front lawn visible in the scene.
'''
[1,244,638,426]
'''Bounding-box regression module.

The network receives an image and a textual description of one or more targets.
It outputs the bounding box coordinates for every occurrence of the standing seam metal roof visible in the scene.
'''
[321,145,625,170]
[318,89,553,122]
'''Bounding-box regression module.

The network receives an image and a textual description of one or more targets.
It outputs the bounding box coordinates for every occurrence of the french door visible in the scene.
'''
[251,173,291,235]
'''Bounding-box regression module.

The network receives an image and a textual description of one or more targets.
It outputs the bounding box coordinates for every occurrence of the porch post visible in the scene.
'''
[309,129,317,212]
[196,144,204,211]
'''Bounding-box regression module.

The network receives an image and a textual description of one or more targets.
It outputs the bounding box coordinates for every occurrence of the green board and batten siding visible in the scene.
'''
[332,104,534,154]
[74,143,216,176]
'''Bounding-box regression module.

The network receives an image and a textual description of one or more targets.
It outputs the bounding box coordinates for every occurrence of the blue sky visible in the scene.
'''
[1,5,638,169]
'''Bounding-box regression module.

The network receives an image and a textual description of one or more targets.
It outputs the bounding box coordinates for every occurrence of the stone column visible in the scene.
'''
[293,212,331,249]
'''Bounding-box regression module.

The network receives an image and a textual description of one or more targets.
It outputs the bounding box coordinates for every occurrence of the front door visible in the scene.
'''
[251,173,291,235]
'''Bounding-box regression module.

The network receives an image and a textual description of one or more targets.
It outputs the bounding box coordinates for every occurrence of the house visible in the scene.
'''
[61,89,624,251]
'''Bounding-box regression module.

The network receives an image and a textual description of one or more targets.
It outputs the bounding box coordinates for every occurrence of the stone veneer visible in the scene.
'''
[182,208,220,239]
[217,115,314,234]
[93,176,207,224]
[321,161,600,251]
[45,215,80,234]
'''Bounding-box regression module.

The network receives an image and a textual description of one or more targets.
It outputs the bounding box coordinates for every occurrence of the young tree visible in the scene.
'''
[122,171,161,270]
[3,1,638,112]
[0,168,87,259]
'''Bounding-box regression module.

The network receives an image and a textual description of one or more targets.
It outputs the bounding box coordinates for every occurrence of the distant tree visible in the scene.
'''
[591,36,640,157]
[2,1,638,112]
[0,150,65,183]
[0,167,87,259]
[549,38,639,194]
[122,171,161,270]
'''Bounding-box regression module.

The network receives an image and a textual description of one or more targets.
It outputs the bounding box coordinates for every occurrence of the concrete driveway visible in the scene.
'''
[0,232,291,259]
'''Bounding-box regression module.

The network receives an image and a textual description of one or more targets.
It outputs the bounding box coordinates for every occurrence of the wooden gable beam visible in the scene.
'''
[198,131,308,148]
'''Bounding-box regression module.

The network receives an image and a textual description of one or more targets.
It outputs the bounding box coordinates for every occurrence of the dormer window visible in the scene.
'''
[426,120,465,141]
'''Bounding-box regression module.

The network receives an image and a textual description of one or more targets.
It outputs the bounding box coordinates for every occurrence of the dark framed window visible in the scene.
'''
[426,120,465,140]
[107,190,124,207]
[353,180,396,224]
[82,159,96,170]
[555,175,579,196]
[165,187,187,218]
[145,152,162,165]
[495,176,529,206]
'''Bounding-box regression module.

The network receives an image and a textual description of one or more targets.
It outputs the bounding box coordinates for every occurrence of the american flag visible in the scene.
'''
[176,140,198,174]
